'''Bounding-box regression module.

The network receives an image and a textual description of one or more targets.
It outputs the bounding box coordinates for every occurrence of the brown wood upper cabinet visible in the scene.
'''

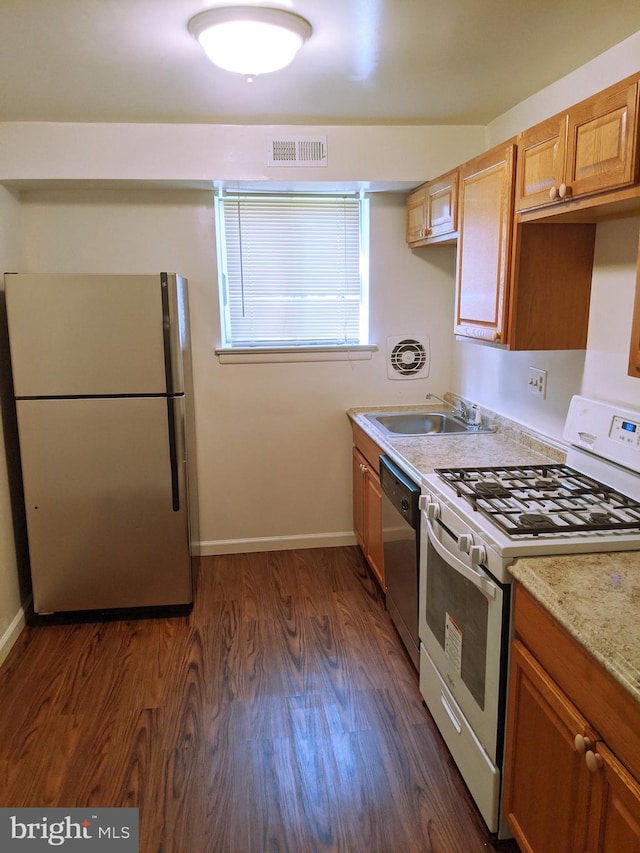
[455,141,597,350]
[406,169,458,246]
[516,75,640,212]
[455,143,515,344]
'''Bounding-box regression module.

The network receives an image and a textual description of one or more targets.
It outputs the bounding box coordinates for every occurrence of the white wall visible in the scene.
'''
[583,217,640,405]
[0,185,29,664]
[450,31,640,441]
[0,123,484,186]
[18,188,455,553]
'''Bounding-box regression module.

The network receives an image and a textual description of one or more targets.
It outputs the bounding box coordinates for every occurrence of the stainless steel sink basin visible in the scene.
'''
[364,410,492,436]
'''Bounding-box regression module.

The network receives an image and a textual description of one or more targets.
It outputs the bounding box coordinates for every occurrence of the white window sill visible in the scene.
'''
[215,345,377,364]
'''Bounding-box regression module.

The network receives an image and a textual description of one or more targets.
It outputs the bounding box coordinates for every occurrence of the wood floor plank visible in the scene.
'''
[0,546,518,852]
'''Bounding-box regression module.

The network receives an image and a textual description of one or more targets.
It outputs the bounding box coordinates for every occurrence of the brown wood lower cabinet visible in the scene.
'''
[503,587,640,852]
[351,423,384,587]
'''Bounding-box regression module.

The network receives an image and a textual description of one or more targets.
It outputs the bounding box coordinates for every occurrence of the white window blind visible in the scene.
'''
[215,193,368,348]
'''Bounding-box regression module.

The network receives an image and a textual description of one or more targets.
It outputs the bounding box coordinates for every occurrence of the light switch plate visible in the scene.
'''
[528,367,547,399]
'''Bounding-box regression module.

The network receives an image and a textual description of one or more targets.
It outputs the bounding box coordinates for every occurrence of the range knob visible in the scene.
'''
[458,533,473,554]
[469,543,487,565]
[426,501,441,521]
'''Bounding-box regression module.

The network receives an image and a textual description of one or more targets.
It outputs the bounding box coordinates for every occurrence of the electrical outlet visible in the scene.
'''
[528,367,547,399]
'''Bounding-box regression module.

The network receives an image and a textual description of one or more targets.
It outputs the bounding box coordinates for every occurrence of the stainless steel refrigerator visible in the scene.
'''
[5,272,194,614]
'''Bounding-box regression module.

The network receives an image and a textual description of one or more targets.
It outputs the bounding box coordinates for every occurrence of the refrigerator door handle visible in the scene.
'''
[160,272,175,396]
[166,397,180,512]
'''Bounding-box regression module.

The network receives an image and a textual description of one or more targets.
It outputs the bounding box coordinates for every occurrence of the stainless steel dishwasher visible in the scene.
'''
[380,454,421,670]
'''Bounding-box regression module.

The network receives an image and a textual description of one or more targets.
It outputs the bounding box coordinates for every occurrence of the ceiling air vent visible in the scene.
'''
[387,336,430,380]
[267,136,327,167]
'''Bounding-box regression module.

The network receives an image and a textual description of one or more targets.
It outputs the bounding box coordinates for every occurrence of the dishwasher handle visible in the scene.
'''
[423,513,497,599]
[380,455,420,528]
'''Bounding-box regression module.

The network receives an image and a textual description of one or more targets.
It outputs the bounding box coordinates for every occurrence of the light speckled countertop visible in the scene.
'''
[348,403,566,485]
[348,402,640,707]
[510,554,640,704]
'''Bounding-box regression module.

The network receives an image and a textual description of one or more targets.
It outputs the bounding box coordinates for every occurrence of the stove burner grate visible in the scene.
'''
[434,463,640,537]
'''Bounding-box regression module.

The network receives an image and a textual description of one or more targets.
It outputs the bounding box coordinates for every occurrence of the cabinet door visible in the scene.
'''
[455,144,515,344]
[503,640,593,853]
[426,170,459,240]
[515,113,568,211]
[364,470,384,587]
[629,242,640,379]
[566,77,639,199]
[352,445,384,587]
[406,185,428,245]
[352,446,367,551]
[587,740,640,853]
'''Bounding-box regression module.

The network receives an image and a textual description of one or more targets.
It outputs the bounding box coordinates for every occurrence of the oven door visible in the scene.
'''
[418,506,510,764]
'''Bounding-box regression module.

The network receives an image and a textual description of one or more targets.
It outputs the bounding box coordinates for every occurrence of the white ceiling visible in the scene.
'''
[0,0,639,126]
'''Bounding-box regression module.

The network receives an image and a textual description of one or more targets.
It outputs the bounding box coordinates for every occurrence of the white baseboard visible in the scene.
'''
[0,596,31,667]
[195,531,357,556]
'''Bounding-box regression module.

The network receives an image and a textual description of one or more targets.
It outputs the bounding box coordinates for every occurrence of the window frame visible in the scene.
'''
[214,190,374,363]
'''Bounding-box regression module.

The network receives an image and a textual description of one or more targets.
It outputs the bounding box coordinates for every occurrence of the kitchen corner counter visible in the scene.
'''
[510,553,640,705]
[348,402,640,708]
[347,404,565,485]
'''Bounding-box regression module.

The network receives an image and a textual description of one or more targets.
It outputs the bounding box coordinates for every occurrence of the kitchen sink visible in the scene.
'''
[364,410,492,436]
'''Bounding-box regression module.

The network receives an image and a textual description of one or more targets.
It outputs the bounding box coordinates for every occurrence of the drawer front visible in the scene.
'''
[419,644,500,833]
[352,421,383,473]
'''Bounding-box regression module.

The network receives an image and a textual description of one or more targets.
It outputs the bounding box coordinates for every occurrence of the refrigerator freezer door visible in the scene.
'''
[17,396,192,612]
[5,273,185,397]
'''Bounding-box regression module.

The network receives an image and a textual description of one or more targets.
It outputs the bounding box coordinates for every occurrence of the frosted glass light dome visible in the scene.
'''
[188,7,312,78]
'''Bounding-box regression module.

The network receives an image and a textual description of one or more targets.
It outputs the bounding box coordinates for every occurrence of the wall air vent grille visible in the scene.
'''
[267,136,327,167]
[387,336,430,380]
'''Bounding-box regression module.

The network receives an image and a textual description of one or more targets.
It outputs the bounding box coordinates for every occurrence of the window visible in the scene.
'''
[214,192,370,357]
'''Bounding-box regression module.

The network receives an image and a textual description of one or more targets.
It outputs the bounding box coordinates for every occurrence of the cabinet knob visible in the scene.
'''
[574,734,592,754]
[549,186,558,201]
[558,183,569,199]
[585,750,604,773]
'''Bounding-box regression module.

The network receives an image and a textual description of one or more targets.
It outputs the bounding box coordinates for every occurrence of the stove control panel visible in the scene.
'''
[564,396,640,474]
[610,416,640,448]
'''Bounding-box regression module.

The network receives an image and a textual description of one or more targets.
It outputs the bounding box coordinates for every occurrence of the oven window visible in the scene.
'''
[425,539,488,709]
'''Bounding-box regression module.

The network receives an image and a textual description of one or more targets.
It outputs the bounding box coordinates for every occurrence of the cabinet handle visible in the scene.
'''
[585,750,604,773]
[549,184,570,201]
[574,734,592,754]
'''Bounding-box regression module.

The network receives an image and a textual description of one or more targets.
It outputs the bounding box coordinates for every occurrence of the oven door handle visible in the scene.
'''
[424,516,497,599]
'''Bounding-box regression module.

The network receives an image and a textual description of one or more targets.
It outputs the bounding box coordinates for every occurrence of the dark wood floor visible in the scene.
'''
[0,547,518,852]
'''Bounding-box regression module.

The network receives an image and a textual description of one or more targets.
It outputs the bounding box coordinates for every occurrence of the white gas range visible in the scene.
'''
[417,396,640,839]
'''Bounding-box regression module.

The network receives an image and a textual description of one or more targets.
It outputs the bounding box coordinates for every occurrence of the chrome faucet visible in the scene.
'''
[425,392,451,410]
[426,392,478,426]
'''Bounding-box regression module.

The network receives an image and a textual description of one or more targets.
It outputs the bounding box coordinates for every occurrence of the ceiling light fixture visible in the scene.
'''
[188,6,312,82]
